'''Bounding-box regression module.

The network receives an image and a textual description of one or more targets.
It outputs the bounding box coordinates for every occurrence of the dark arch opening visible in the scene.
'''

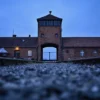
[41,43,58,61]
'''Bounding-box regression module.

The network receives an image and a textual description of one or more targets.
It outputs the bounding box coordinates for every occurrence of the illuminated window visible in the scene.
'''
[54,21,60,26]
[39,21,45,26]
[28,50,32,56]
[80,50,85,57]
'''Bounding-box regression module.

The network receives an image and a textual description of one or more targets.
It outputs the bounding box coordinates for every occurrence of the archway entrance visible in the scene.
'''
[43,47,57,60]
[41,44,58,61]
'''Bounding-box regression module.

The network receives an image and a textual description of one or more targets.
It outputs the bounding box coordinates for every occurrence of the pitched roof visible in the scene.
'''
[0,37,38,48]
[62,37,100,47]
[37,14,62,21]
[1,37,100,48]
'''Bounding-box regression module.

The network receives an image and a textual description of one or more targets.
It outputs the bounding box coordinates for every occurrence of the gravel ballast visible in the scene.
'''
[0,63,100,100]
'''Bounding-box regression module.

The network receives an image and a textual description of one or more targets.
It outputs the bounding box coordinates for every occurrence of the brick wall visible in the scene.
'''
[5,47,37,60]
[38,26,62,61]
[63,47,100,61]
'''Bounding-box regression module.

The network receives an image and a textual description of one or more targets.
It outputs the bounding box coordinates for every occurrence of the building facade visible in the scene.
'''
[0,11,100,61]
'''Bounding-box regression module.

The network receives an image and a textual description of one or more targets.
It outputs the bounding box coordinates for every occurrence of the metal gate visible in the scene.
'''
[43,52,57,60]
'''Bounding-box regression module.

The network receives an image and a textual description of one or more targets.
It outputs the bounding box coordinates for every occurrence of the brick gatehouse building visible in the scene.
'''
[0,11,100,61]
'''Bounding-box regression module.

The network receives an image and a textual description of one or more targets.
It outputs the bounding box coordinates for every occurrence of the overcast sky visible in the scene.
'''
[0,0,100,37]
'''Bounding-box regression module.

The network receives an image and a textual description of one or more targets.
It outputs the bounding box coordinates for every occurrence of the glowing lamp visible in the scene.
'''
[15,47,19,50]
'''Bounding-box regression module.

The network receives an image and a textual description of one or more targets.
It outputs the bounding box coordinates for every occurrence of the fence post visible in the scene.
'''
[49,52,50,60]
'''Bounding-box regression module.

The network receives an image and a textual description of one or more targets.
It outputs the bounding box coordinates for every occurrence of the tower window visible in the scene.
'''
[39,21,45,26]
[55,33,58,37]
[41,33,44,37]
[45,21,54,26]
[39,21,61,26]
[49,21,53,26]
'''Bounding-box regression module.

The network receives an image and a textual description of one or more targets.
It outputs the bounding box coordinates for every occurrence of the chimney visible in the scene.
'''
[13,34,16,37]
[29,35,31,37]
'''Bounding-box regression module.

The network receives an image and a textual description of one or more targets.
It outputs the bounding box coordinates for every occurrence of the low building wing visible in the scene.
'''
[62,37,100,47]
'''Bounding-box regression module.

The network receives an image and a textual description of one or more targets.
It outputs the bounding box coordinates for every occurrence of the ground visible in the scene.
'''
[0,63,100,100]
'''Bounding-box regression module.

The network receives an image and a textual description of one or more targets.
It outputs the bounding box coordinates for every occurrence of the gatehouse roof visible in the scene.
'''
[37,11,62,21]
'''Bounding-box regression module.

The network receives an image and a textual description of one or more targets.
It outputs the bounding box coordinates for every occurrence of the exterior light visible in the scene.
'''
[15,47,19,50]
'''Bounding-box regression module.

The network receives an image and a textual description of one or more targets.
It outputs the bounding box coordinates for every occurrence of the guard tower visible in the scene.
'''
[37,11,62,61]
